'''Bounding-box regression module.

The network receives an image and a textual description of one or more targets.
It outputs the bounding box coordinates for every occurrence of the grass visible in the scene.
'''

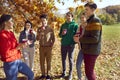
[102,23,120,40]
[96,23,120,80]
[0,23,120,80]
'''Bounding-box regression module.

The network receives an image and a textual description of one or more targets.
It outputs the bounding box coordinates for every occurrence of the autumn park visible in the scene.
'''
[0,0,120,80]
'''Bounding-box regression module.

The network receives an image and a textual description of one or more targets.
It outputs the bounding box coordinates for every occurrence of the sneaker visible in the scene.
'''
[39,75,46,79]
[46,75,51,80]
[60,73,65,78]
[85,76,88,80]
[68,75,72,80]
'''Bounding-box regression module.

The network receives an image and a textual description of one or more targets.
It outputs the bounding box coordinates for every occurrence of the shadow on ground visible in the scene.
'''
[0,77,27,80]
[0,75,69,80]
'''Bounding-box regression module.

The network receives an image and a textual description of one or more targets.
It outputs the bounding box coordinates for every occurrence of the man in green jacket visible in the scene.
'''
[59,12,78,80]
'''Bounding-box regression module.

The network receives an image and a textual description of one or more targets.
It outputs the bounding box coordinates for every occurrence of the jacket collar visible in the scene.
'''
[65,20,75,24]
[87,14,95,23]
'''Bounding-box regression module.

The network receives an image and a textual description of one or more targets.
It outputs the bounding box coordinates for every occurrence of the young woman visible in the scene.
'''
[19,20,36,70]
[74,12,87,80]
[0,14,34,80]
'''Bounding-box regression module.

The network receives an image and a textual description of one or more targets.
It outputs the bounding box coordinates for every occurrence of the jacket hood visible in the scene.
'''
[65,20,75,24]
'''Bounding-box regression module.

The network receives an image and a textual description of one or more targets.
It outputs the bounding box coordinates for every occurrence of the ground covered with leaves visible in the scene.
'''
[0,24,120,80]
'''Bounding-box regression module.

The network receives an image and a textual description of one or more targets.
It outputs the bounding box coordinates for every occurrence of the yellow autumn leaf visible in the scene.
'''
[33,5,37,10]
[68,7,75,12]
[74,0,79,3]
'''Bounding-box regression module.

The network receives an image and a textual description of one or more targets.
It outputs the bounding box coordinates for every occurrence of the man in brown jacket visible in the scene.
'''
[36,14,55,79]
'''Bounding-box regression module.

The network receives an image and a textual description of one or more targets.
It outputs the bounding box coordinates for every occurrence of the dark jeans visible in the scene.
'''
[61,45,75,76]
[84,54,98,80]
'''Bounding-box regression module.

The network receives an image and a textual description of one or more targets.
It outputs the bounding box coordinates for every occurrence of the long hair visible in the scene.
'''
[0,14,12,31]
[23,20,32,33]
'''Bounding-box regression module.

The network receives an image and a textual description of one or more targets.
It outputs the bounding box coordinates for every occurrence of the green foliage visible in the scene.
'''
[105,14,116,25]
[112,13,118,22]
[98,14,106,24]
[117,10,120,22]
[99,5,120,25]
[98,13,117,25]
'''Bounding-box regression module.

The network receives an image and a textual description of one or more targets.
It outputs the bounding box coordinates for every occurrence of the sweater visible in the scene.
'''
[0,30,21,62]
[59,20,78,46]
[80,15,102,55]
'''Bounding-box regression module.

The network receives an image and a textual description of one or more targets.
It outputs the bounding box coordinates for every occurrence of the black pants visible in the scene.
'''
[61,45,75,75]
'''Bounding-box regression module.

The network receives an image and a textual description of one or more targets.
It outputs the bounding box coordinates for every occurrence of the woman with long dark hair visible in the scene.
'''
[19,20,36,70]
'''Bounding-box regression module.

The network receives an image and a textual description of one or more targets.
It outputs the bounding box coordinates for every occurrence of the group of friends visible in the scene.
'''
[0,2,102,80]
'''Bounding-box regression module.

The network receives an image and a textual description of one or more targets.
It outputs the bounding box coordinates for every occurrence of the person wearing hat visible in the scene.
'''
[0,14,34,80]
[79,2,102,80]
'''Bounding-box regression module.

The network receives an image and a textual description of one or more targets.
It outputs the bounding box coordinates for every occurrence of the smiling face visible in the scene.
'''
[80,14,87,23]
[4,18,14,30]
[41,18,48,27]
[85,6,95,18]
[25,22,31,30]
[84,2,97,18]
[66,13,73,22]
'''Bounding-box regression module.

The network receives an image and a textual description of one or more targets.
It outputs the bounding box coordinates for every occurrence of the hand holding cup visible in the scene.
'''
[62,29,67,35]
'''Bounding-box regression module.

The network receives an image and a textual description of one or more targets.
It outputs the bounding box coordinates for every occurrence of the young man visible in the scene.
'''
[59,12,78,80]
[80,2,102,80]
[36,14,55,79]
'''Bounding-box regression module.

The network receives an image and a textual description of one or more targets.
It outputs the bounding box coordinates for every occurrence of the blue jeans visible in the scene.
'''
[76,50,83,79]
[61,45,75,76]
[3,60,34,80]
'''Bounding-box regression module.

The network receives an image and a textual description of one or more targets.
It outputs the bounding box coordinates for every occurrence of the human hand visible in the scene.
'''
[27,40,33,45]
[16,43,26,50]
[73,35,80,43]
[22,39,28,43]
[62,29,67,35]
[81,22,87,27]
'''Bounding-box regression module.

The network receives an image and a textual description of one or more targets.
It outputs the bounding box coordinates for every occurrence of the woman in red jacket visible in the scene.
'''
[0,14,34,80]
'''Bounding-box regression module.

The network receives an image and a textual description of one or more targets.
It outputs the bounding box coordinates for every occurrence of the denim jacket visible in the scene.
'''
[19,30,36,47]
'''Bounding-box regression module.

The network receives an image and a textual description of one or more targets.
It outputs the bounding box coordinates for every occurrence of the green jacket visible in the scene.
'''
[59,20,78,46]
[80,15,102,55]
